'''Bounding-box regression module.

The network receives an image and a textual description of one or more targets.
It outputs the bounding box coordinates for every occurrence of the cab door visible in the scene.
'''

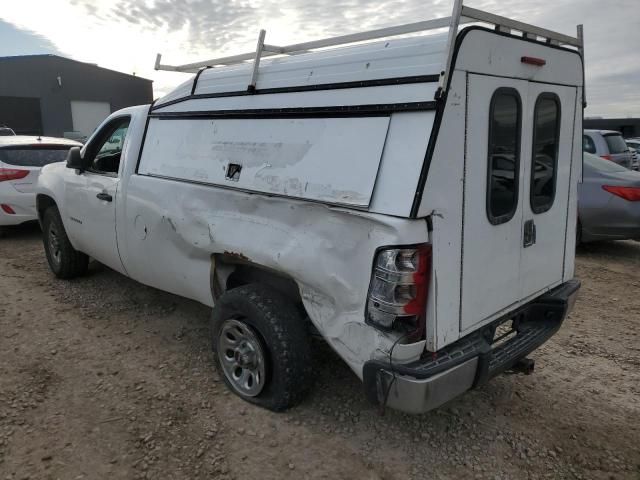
[63,116,130,274]
[519,84,577,298]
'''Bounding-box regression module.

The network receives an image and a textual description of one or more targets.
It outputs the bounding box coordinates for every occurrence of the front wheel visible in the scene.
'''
[211,284,313,411]
[42,206,89,279]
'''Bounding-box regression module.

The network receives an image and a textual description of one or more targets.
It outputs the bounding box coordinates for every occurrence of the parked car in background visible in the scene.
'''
[583,130,635,170]
[0,136,81,236]
[625,138,640,151]
[625,138,640,169]
[629,147,639,170]
[578,152,640,243]
[0,125,16,136]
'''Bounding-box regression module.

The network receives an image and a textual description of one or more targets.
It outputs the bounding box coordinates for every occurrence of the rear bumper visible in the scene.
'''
[363,279,580,414]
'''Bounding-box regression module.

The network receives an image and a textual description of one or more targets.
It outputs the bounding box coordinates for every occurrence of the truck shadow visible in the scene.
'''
[576,239,640,261]
[0,221,41,240]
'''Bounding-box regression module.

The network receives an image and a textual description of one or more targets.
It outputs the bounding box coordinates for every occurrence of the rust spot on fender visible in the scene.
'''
[223,251,250,262]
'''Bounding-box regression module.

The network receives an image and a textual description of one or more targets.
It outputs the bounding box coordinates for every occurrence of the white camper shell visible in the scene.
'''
[37,2,583,413]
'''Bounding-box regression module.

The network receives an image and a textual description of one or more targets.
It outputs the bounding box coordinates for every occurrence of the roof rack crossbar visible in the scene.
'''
[460,6,581,47]
[154,2,584,102]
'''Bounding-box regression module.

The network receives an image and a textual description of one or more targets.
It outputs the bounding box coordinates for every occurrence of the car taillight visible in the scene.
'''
[1,204,16,214]
[0,168,29,182]
[600,154,613,161]
[602,185,640,201]
[367,244,432,340]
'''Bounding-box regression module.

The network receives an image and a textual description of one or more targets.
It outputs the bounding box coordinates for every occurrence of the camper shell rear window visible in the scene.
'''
[530,93,561,214]
[486,88,522,225]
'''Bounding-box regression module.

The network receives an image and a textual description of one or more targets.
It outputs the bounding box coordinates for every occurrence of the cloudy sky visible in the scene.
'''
[1,0,638,117]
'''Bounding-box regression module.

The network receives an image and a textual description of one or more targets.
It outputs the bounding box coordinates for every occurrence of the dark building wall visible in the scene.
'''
[584,118,640,138]
[0,55,153,136]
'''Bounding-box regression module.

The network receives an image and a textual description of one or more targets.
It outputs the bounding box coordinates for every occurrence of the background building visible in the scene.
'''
[584,117,640,138]
[0,54,153,138]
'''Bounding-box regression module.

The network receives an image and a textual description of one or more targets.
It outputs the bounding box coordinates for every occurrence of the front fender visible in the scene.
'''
[36,163,80,248]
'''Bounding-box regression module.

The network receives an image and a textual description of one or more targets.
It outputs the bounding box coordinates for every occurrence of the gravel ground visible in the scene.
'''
[1,223,639,480]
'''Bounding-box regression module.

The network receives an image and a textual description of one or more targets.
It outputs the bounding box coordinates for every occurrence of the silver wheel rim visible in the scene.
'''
[48,225,61,265]
[217,319,266,397]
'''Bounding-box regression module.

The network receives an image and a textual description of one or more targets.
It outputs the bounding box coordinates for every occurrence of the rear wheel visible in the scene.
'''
[211,284,313,411]
[42,206,89,279]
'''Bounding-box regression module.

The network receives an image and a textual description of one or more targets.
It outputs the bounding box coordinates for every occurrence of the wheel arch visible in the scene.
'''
[36,194,57,226]
[211,253,305,312]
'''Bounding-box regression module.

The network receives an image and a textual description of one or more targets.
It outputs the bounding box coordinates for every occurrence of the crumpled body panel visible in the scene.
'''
[118,174,429,376]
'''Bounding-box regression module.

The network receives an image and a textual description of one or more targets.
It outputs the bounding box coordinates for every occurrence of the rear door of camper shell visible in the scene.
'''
[455,29,582,335]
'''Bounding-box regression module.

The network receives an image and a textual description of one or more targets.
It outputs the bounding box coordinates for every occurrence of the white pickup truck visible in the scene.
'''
[36,3,583,413]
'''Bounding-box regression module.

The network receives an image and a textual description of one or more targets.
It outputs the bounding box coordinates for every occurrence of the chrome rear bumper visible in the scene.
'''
[363,279,580,414]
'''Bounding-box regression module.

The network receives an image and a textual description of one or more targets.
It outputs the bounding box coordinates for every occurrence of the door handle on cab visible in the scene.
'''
[96,192,113,202]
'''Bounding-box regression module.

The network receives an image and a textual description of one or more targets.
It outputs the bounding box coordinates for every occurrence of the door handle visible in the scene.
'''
[96,192,112,202]
[523,219,536,248]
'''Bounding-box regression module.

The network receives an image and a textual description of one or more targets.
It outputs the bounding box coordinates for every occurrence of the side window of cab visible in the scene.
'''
[85,117,131,176]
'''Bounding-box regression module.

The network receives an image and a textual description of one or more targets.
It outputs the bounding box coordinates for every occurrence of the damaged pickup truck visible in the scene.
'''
[36,2,583,413]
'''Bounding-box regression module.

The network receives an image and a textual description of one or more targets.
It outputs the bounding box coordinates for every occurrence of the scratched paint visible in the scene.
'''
[138,116,390,208]
[118,174,430,377]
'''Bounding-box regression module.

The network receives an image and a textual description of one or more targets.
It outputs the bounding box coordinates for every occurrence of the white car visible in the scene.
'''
[0,136,81,235]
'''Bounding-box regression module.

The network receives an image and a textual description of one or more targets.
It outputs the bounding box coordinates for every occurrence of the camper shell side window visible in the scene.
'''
[486,88,522,225]
[530,93,561,214]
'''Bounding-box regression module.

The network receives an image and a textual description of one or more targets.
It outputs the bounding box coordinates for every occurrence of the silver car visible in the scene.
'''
[625,138,640,170]
[583,129,635,170]
[578,152,640,243]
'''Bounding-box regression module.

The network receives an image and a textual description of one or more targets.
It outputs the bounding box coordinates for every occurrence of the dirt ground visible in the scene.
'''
[1,223,638,480]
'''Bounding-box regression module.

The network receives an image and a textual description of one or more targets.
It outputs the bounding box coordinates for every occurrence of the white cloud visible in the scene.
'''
[2,0,638,116]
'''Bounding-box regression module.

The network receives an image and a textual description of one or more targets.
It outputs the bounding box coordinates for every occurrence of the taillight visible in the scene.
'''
[0,168,29,182]
[1,204,16,214]
[367,244,432,340]
[600,154,613,161]
[602,185,640,201]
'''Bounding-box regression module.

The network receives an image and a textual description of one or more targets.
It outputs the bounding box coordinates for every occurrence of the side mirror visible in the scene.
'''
[66,147,85,172]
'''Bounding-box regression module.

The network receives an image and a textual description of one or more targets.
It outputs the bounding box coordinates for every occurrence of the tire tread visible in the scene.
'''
[211,284,313,411]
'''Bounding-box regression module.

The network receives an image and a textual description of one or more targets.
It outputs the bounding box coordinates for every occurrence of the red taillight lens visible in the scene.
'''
[367,244,432,339]
[1,204,16,214]
[602,185,640,201]
[600,154,613,161]
[0,168,29,182]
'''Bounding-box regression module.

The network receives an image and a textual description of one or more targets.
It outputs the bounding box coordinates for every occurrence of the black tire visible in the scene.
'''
[42,206,89,279]
[211,284,313,411]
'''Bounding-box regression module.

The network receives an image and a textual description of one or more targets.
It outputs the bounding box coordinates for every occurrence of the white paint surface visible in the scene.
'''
[138,117,390,207]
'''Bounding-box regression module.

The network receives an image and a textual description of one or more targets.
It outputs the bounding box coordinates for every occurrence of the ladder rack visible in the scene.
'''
[155,1,584,102]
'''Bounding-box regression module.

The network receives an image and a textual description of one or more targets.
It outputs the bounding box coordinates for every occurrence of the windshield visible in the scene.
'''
[604,134,629,154]
[584,152,628,173]
[0,146,73,167]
